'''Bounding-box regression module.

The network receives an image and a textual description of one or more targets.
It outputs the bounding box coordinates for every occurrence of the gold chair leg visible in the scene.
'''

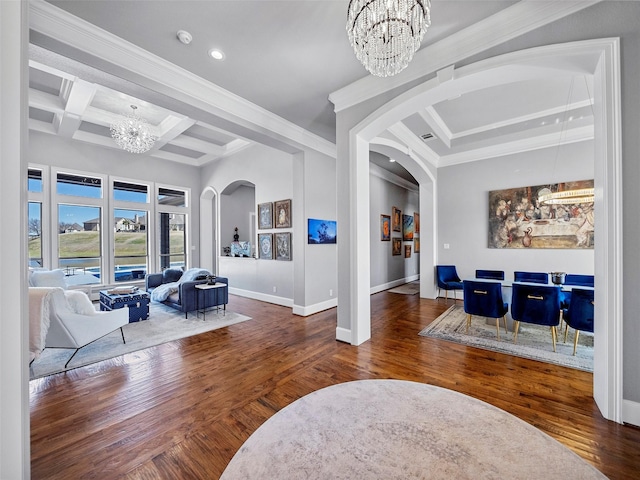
[466,314,471,333]
[551,326,557,352]
[495,318,500,340]
[513,321,520,343]
[564,324,569,343]
[573,330,580,356]
[502,315,508,334]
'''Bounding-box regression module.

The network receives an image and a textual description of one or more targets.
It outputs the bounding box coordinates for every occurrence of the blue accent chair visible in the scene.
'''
[560,274,594,309]
[463,280,508,339]
[562,288,594,355]
[514,271,549,284]
[475,269,505,280]
[436,265,463,303]
[511,283,562,351]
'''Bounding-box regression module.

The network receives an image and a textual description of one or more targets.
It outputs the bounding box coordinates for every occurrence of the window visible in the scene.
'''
[57,173,102,198]
[58,204,101,278]
[158,212,186,270]
[158,187,186,207]
[28,202,43,267]
[28,169,43,193]
[114,209,148,282]
[114,181,148,203]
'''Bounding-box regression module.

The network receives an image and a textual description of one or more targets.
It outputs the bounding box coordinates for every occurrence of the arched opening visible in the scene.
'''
[342,39,622,422]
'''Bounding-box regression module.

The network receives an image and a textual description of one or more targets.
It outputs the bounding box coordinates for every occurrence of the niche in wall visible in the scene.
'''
[220,181,255,256]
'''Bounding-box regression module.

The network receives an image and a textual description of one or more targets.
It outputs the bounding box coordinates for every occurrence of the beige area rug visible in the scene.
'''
[419,305,593,372]
[29,302,251,380]
[221,379,605,479]
[388,281,420,295]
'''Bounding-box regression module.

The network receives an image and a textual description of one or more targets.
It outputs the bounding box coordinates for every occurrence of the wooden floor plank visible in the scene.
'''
[30,293,640,479]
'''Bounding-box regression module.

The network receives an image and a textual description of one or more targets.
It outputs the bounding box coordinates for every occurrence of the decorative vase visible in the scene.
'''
[522,227,533,248]
[551,272,566,285]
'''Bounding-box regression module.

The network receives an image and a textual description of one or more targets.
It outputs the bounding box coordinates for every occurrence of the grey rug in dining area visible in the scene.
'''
[29,302,251,380]
[388,282,420,295]
[419,305,593,372]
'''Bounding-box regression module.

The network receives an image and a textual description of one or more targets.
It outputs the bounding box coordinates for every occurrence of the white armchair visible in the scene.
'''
[29,287,129,367]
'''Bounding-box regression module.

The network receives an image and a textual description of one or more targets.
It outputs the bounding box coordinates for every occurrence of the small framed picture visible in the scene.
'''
[405,245,412,258]
[258,233,273,259]
[275,232,292,260]
[403,214,414,241]
[380,214,391,241]
[392,206,402,232]
[392,238,402,256]
[258,202,273,229]
[414,212,420,234]
[274,199,292,228]
[414,237,420,253]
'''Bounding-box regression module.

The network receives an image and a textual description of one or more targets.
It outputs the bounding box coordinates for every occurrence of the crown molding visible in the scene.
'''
[29,0,337,159]
[329,0,601,113]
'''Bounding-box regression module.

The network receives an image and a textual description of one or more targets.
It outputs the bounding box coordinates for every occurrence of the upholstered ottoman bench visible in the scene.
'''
[99,290,150,322]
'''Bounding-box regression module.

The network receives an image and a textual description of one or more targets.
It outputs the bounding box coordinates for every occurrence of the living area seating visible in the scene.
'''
[29,286,129,367]
[463,280,508,339]
[511,283,562,351]
[146,268,228,318]
[436,265,463,303]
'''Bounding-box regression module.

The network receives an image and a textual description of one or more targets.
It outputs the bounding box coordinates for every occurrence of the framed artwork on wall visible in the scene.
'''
[380,214,391,241]
[392,206,402,232]
[488,179,594,249]
[392,238,402,256]
[414,212,420,234]
[308,218,337,244]
[258,202,273,229]
[258,233,273,259]
[405,245,411,258]
[274,199,292,228]
[403,214,414,241]
[275,232,292,260]
[414,237,420,253]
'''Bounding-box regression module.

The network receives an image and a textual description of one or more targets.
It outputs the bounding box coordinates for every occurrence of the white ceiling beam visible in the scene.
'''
[386,122,440,169]
[419,107,452,148]
[55,78,97,138]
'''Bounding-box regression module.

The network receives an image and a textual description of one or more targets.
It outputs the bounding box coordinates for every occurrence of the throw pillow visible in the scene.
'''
[30,269,67,289]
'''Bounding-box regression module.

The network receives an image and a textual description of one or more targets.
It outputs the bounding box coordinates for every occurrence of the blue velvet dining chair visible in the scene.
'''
[436,265,463,303]
[475,269,505,280]
[511,283,562,351]
[514,271,549,284]
[562,288,594,356]
[563,274,595,288]
[463,280,508,339]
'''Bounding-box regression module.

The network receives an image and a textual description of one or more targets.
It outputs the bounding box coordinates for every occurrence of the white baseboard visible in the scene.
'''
[370,274,420,295]
[228,287,293,307]
[336,326,351,343]
[622,399,640,427]
[293,298,338,316]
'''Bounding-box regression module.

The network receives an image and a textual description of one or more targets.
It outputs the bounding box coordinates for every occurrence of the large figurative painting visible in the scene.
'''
[488,180,594,249]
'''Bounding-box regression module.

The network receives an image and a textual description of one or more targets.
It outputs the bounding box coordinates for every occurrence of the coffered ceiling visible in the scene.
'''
[28,1,598,181]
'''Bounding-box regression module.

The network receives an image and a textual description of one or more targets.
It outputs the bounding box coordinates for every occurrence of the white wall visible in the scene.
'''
[437,141,595,280]
[369,169,420,291]
[201,144,294,303]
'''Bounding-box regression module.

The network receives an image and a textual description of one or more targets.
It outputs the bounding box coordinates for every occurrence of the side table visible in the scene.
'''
[194,283,227,320]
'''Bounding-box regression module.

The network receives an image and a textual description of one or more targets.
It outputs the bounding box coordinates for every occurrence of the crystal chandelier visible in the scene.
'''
[347,0,431,77]
[110,105,156,154]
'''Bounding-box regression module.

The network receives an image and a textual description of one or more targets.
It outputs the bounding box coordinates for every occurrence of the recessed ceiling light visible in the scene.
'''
[389,158,396,163]
[209,48,225,61]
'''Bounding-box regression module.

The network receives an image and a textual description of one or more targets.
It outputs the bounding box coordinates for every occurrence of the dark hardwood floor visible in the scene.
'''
[30,292,640,479]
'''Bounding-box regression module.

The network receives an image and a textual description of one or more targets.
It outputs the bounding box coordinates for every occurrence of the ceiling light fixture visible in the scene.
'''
[209,48,225,61]
[110,105,156,154]
[539,77,594,206]
[346,0,431,77]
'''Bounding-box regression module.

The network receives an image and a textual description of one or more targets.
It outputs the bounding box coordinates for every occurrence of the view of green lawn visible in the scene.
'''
[29,231,184,267]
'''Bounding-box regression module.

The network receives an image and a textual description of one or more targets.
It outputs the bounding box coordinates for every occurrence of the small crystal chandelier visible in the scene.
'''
[347,0,431,77]
[110,105,156,154]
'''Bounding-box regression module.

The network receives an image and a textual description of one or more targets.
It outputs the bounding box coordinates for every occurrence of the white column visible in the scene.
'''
[0,0,30,478]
